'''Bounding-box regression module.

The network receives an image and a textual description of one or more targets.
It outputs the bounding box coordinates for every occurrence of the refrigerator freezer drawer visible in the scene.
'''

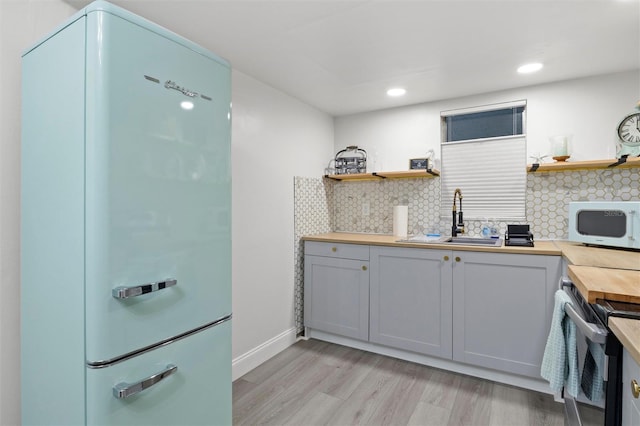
[87,320,231,426]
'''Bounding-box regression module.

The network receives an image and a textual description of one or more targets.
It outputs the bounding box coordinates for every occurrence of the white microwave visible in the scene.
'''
[568,201,640,250]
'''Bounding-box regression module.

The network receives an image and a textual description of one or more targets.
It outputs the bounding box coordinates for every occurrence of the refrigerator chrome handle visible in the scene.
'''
[112,279,177,299]
[113,364,177,399]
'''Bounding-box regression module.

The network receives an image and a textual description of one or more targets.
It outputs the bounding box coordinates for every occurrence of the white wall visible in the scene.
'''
[0,2,78,424]
[335,71,640,171]
[230,71,333,377]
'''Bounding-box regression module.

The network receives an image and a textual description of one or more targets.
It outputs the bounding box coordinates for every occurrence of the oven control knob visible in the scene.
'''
[632,379,640,399]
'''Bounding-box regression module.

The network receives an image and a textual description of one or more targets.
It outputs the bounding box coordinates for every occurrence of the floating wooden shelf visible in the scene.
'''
[527,156,640,173]
[325,157,640,180]
[324,169,440,181]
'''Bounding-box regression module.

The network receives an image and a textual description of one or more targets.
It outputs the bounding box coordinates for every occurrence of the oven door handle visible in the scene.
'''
[564,300,608,345]
[560,279,608,345]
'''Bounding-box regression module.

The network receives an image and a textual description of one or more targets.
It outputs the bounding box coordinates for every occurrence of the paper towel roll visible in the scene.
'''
[393,205,408,238]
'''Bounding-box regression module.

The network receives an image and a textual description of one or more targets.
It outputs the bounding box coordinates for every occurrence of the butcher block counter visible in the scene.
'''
[610,318,640,366]
[568,265,640,304]
[302,232,561,255]
[555,241,640,271]
[556,241,640,304]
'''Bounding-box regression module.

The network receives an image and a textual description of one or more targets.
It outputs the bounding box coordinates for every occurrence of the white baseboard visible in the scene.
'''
[308,329,555,396]
[232,327,298,381]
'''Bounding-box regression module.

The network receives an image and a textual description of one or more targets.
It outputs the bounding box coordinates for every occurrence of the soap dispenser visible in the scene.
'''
[481,219,491,238]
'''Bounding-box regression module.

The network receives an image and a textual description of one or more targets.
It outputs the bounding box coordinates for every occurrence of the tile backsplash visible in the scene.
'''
[333,178,442,236]
[526,168,639,239]
[304,167,639,239]
[293,176,333,334]
[293,166,639,333]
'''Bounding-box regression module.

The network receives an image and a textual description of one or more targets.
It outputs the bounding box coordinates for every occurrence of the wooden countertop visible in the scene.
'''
[555,241,640,271]
[609,317,640,366]
[302,232,561,255]
[559,241,640,304]
[568,265,640,304]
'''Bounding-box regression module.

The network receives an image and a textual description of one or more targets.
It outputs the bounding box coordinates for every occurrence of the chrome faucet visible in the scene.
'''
[452,188,465,237]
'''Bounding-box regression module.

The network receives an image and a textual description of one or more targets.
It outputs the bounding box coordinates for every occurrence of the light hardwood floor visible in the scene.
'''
[233,339,566,426]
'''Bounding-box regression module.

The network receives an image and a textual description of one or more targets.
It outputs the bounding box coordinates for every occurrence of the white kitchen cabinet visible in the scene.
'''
[452,251,561,378]
[369,246,452,358]
[303,242,370,340]
[622,347,640,426]
[303,241,561,380]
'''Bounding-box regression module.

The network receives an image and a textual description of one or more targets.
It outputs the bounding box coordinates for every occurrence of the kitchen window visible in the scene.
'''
[440,101,527,221]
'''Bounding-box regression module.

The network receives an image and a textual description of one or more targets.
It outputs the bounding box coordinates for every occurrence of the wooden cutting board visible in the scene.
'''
[568,265,640,304]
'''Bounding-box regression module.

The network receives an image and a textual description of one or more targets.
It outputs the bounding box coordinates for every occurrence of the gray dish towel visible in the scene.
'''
[581,340,605,402]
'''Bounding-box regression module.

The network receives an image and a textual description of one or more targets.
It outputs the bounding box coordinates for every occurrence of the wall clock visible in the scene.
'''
[617,110,640,157]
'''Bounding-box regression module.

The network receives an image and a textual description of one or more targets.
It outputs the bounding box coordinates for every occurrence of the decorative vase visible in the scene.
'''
[549,135,572,162]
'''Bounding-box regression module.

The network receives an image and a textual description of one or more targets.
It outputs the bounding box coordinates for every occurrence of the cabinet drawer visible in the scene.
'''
[305,241,369,260]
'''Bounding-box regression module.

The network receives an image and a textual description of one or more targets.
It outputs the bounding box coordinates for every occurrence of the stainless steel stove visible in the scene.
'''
[594,299,640,322]
[562,280,640,426]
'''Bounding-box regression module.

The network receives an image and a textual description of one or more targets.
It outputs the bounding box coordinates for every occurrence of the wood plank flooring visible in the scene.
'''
[233,339,566,426]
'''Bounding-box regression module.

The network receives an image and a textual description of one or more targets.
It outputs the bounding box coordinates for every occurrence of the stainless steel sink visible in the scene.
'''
[397,236,503,247]
[443,237,503,247]
[397,236,449,244]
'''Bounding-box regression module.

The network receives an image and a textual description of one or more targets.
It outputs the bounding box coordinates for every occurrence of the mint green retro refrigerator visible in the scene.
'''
[21,2,232,424]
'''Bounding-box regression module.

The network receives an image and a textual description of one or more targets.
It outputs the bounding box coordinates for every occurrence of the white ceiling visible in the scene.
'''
[66,0,640,116]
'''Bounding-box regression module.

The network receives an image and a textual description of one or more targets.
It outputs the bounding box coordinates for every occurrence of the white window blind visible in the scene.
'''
[440,136,526,220]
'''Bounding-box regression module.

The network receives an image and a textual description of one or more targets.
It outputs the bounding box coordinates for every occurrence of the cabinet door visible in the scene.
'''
[452,251,560,377]
[623,348,640,426]
[304,255,369,340]
[369,247,453,358]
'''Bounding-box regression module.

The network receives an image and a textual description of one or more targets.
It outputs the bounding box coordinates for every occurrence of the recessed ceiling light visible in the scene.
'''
[517,63,543,74]
[387,88,406,97]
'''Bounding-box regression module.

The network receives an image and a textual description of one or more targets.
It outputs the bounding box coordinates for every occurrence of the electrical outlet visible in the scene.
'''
[362,202,370,216]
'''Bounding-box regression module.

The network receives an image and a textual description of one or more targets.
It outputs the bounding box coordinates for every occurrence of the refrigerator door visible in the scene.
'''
[85,10,231,363]
[86,320,231,425]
